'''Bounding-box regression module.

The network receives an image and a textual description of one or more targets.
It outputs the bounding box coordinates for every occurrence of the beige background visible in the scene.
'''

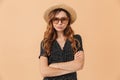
[0,0,120,80]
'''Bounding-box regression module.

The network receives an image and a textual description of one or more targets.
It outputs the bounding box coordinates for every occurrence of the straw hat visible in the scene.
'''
[44,4,77,24]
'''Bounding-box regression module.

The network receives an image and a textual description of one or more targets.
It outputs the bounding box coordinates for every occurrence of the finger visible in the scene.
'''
[75,53,80,57]
[75,51,84,58]
[77,53,84,58]
[75,52,79,56]
[79,51,84,54]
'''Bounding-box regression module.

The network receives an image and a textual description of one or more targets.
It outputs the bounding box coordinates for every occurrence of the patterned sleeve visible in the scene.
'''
[74,34,84,51]
[38,40,48,59]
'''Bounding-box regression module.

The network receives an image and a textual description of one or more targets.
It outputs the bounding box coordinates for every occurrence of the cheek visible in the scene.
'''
[52,24,56,28]
[63,24,68,29]
[63,23,69,29]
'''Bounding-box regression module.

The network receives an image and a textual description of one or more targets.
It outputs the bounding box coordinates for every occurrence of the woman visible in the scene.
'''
[38,4,84,80]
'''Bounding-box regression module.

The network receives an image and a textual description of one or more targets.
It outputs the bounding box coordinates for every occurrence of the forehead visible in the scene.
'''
[55,11,68,18]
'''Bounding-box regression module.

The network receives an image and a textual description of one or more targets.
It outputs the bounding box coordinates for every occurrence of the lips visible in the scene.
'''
[56,26,63,29]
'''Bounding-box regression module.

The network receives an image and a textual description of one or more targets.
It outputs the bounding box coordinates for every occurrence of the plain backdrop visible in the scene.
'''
[0,0,120,80]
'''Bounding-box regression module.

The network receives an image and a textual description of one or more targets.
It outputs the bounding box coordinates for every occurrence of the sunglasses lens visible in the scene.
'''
[52,18,59,23]
[61,18,68,23]
[52,17,69,24]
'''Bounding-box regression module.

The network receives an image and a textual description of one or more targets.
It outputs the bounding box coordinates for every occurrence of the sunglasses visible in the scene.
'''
[52,17,69,24]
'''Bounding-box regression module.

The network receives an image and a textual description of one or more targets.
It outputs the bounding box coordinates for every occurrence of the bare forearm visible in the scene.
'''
[40,66,74,77]
[49,60,83,72]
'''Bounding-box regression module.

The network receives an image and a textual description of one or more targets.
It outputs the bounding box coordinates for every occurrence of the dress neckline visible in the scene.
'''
[55,38,68,51]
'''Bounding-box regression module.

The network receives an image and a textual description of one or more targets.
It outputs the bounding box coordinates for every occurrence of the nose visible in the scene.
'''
[58,20,62,24]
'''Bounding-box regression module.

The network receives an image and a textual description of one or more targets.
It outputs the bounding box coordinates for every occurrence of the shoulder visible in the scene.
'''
[40,40,44,48]
[73,34,82,40]
[73,34,83,45]
[73,34,84,51]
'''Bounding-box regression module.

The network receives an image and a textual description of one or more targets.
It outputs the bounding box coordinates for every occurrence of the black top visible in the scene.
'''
[38,34,84,80]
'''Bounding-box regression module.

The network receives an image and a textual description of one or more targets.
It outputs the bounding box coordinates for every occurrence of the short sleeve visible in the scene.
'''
[74,34,84,51]
[38,40,48,59]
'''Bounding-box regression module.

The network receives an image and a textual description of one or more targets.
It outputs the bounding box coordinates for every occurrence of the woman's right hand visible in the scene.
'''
[74,51,84,63]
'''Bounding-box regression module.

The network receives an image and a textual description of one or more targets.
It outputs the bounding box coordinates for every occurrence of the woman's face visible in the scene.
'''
[52,11,69,32]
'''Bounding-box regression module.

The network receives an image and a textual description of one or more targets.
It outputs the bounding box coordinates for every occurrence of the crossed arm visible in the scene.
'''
[39,51,84,77]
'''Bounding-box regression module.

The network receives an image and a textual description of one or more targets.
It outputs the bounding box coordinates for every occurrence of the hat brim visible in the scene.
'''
[44,4,77,24]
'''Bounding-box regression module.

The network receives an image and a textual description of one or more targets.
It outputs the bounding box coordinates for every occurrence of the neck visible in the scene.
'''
[57,31,65,39]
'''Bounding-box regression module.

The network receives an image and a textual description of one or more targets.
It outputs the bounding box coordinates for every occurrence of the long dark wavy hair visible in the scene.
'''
[42,8,78,56]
